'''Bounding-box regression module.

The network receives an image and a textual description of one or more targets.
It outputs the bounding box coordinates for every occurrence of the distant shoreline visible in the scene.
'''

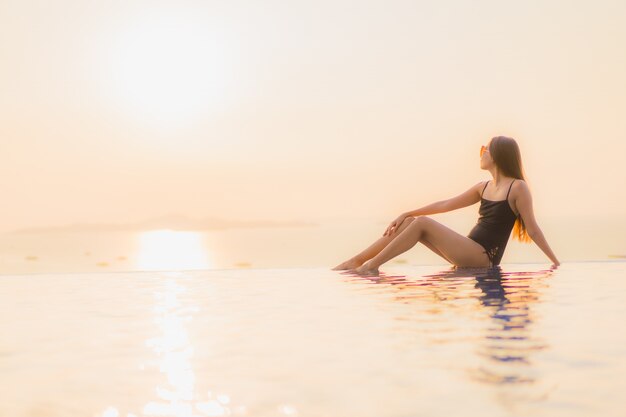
[7,214,318,234]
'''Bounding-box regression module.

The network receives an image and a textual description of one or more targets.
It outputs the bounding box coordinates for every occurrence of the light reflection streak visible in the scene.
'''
[143,278,197,415]
[96,273,259,417]
[142,277,296,416]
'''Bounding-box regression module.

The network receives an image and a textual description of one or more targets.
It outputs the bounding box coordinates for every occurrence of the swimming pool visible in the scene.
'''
[1,261,624,416]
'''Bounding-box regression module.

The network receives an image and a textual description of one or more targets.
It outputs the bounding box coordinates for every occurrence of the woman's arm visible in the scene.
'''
[384,182,484,236]
[514,181,560,268]
[403,182,483,217]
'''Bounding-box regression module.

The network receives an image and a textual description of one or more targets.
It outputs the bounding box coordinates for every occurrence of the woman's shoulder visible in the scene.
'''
[476,180,489,192]
[511,178,530,195]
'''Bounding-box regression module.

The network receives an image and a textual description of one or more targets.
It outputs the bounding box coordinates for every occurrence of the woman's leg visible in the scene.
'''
[332,217,419,270]
[354,216,490,275]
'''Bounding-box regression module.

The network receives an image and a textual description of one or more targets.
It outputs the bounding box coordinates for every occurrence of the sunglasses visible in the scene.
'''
[480,145,490,157]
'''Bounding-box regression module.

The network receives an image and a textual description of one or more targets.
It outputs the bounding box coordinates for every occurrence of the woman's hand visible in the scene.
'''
[383,213,409,237]
[550,260,561,270]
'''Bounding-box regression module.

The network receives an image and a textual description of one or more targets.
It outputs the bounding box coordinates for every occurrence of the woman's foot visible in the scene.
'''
[332,258,364,270]
[351,261,380,276]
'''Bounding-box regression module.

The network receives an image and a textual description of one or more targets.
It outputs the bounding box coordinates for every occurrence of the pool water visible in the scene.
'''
[1,261,625,417]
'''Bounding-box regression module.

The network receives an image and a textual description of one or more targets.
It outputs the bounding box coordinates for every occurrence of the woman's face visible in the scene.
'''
[480,141,493,170]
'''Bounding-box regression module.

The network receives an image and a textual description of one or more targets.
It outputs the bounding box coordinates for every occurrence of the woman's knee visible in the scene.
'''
[408,216,434,238]
[411,215,432,227]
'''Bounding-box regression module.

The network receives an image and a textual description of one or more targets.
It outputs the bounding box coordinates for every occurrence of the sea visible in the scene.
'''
[1,218,625,416]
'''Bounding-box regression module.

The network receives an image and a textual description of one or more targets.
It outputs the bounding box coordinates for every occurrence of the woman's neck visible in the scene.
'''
[489,168,510,187]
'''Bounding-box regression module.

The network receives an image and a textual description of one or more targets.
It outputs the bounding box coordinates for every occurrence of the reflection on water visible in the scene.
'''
[342,266,554,389]
[106,265,554,416]
[99,273,249,417]
[471,269,550,385]
[4,262,625,416]
[136,230,212,271]
[143,277,198,415]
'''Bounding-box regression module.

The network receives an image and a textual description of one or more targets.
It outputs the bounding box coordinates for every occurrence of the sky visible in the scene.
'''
[1,0,625,233]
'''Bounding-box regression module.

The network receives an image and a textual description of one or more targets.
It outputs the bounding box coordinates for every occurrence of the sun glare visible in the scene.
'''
[101,9,235,129]
[136,230,212,271]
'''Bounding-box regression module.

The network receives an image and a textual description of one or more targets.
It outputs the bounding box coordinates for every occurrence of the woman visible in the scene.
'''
[332,136,560,276]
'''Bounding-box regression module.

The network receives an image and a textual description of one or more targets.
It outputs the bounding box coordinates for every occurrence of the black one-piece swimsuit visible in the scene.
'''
[467,180,518,267]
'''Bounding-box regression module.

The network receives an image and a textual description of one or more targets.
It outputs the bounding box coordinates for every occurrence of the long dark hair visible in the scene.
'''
[489,136,531,243]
